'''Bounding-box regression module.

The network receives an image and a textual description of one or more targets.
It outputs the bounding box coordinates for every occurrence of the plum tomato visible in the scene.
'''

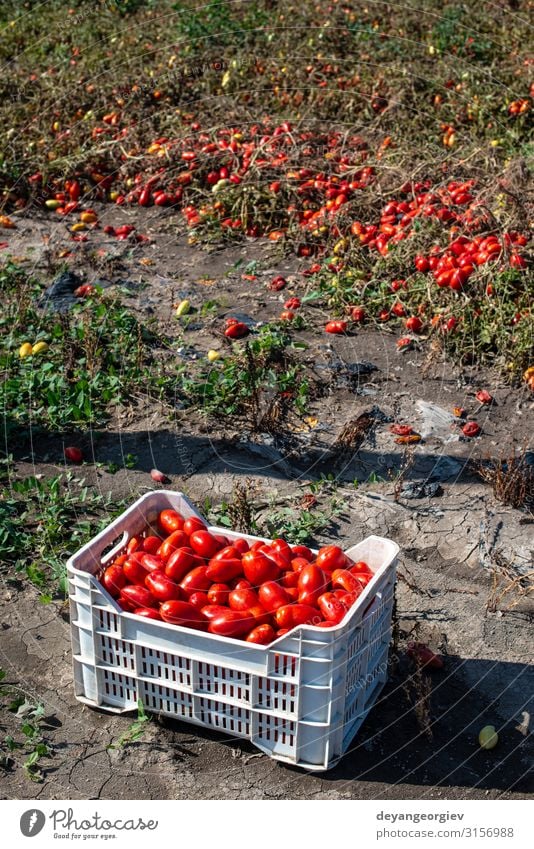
[242,551,281,585]
[121,584,158,609]
[158,509,184,534]
[274,603,320,629]
[189,530,223,559]
[160,600,207,629]
[246,624,276,645]
[258,581,291,612]
[183,516,207,536]
[102,564,126,598]
[316,544,347,572]
[145,570,182,602]
[208,610,254,638]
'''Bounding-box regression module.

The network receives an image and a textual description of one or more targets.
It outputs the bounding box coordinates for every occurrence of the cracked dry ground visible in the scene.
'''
[1,208,533,800]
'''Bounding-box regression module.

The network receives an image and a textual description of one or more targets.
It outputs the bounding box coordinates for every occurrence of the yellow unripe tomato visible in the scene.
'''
[207,350,221,362]
[31,341,49,355]
[19,342,33,358]
[175,299,190,317]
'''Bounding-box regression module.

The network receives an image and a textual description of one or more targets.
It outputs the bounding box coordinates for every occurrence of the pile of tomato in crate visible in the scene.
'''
[100,508,375,646]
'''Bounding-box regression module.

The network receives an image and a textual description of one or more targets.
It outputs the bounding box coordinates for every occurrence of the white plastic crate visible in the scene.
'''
[67,490,398,771]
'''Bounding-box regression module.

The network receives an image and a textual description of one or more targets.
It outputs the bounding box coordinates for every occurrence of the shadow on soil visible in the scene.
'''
[8,427,474,487]
[148,655,533,793]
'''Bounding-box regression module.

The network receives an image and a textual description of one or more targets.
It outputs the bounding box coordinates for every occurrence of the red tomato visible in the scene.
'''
[405,316,423,333]
[207,583,230,605]
[126,537,141,554]
[210,544,240,561]
[291,556,310,574]
[249,540,265,552]
[325,320,348,334]
[142,535,161,554]
[258,581,291,612]
[65,446,83,464]
[318,592,347,624]
[206,556,243,582]
[298,564,329,606]
[158,509,184,534]
[232,578,253,590]
[274,603,320,629]
[208,610,254,638]
[123,558,148,585]
[331,568,362,594]
[180,566,211,595]
[121,585,158,609]
[229,588,259,610]
[246,624,276,645]
[462,421,481,437]
[140,553,165,573]
[247,604,271,625]
[160,600,207,629]
[225,321,249,339]
[242,551,281,586]
[189,530,222,559]
[271,539,292,564]
[201,604,229,621]
[316,545,347,572]
[291,544,313,561]
[280,570,299,588]
[415,255,429,272]
[165,547,198,582]
[351,560,371,574]
[188,591,210,610]
[232,537,250,554]
[102,564,126,598]
[157,530,189,561]
[183,517,207,536]
[144,570,181,602]
[134,607,161,621]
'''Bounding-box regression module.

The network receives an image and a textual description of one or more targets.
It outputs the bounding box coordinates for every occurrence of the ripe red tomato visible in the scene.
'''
[325,320,348,334]
[246,624,276,645]
[206,555,243,582]
[462,421,481,437]
[258,581,291,612]
[331,568,363,595]
[189,530,222,559]
[232,537,250,554]
[65,446,83,464]
[405,316,423,333]
[291,556,310,574]
[158,509,184,535]
[121,584,158,609]
[133,607,161,620]
[179,517,204,536]
[415,255,430,272]
[102,564,126,598]
[229,588,259,610]
[145,571,182,602]
[123,558,148,585]
[140,553,165,573]
[225,321,249,339]
[207,583,230,605]
[126,536,141,555]
[274,603,320,629]
[180,566,212,595]
[271,538,292,564]
[157,530,189,561]
[165,547,198,582]
[208,610,254,638]
[242,551,281,586]
[298,564,329,606]
[291,544,313,561]
[280,570,299,588]
[316,545,347,572]
[160,600,207,629]
[188,591,210,610]
[201,604,229,621]
[142,535,161,554]
[317,592,347,624]
[351,306,366,322]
